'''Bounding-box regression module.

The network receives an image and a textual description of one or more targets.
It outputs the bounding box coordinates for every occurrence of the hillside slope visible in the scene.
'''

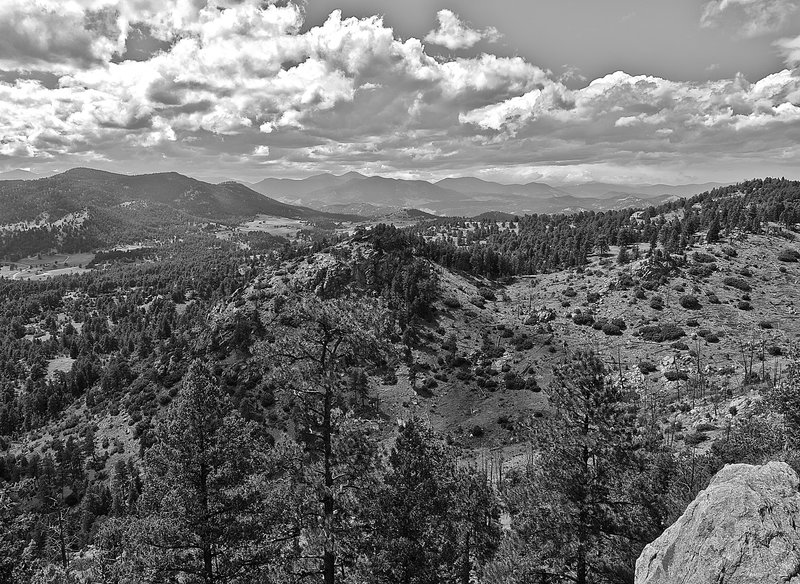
[0,168,350,224]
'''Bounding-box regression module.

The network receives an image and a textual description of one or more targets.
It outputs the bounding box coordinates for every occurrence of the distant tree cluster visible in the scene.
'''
[405,177,800,278]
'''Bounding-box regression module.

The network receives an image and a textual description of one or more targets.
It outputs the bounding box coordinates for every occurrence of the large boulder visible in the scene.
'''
[636,461,800,584]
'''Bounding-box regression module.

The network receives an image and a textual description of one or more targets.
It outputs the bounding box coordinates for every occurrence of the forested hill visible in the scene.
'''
[2,174,800,582]
[405,177,800,277]
[0,168,353,224]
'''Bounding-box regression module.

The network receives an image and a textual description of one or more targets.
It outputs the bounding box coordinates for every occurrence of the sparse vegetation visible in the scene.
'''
[680,294,701,309]
[639,323,686,342]
[723,276,752,292]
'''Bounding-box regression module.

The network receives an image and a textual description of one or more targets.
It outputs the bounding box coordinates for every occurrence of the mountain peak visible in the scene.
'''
[339,171,367,180]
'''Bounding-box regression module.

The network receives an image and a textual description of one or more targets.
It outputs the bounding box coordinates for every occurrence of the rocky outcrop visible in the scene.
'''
[635,461,800,584]
[524,306,555,325]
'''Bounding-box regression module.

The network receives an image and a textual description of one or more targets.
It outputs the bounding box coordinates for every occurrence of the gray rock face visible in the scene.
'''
[636,461,800,584]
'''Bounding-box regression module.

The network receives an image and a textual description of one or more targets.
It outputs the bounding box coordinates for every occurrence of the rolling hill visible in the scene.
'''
[249,172,726,217]
[0,168,353,224]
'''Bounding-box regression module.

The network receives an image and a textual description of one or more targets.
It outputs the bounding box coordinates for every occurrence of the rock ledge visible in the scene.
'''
[635,461,800,584]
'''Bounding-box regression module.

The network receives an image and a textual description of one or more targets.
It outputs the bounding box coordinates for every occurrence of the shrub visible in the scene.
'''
[586,291,601,303]
[686,318,699,327]
[706,292,721,304]
[684,432,709,446]
[722,246,738,257]
[469,296,486,308]
[778,248,800,262]
[478,287,496,301]
[664,370,688,381]
[617,274,635,289]
[634,288,647,300]
[759,320,773,329]
[638,324,686,342]
[442,296,461,308]
[504,372,525,391]
[638,360,658,374]
[649,295,665,310]
[573,313,594,326]
[737,300,752,311]
[661,324,686,340]
[679,295,701,309]
[723,276,751,292]
[602,323,622,336]
[610,317,626,330]
[738,267,753,277]
[692,252,716,263]
[512,335,534,351]
[563,287,577,297]
[687,264,716,278]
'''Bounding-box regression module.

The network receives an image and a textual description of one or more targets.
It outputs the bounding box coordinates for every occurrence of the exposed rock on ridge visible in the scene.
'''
[636,461,800,584]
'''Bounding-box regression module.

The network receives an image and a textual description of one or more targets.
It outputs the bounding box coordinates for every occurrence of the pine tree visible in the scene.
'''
[616,246,630,265]
[0,484,33,583]
[123,360,294,584]
[262,297,393,584]
[373,419,452,584]
[706,217,721,243]
[372,419,501,584]
[507,351,642,584]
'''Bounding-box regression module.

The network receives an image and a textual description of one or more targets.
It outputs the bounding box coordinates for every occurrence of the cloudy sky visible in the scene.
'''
[2,0,800,184]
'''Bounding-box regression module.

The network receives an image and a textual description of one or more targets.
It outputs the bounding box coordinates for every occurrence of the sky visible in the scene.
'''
[2,0,800,185]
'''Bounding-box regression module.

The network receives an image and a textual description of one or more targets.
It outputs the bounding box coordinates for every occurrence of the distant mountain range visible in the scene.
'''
[0,169,43,181]
[0,167,728,221]
[247,172,727,216]
[0,168,352,225]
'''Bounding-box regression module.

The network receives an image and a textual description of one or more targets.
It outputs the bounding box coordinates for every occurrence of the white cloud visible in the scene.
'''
[1,1,800,184]
[700,0,799,37]
[0,1,124,70]
[0,2,544,160]
[459,68,800,179]
[776,34,800,66]
[460,89,546,131]
[424,9,500,50]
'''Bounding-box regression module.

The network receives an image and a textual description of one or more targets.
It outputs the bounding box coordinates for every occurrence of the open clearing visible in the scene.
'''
[0,252,94,280]
[47,356,76,380]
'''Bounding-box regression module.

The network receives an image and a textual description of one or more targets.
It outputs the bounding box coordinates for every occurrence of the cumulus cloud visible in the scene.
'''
[0,1,124,70]
[462,69,800,136]
[1,0,800,183]
[424,9,500,50]
[0,2,544,162]
[776,34,800,66]
[700,0,799,37]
